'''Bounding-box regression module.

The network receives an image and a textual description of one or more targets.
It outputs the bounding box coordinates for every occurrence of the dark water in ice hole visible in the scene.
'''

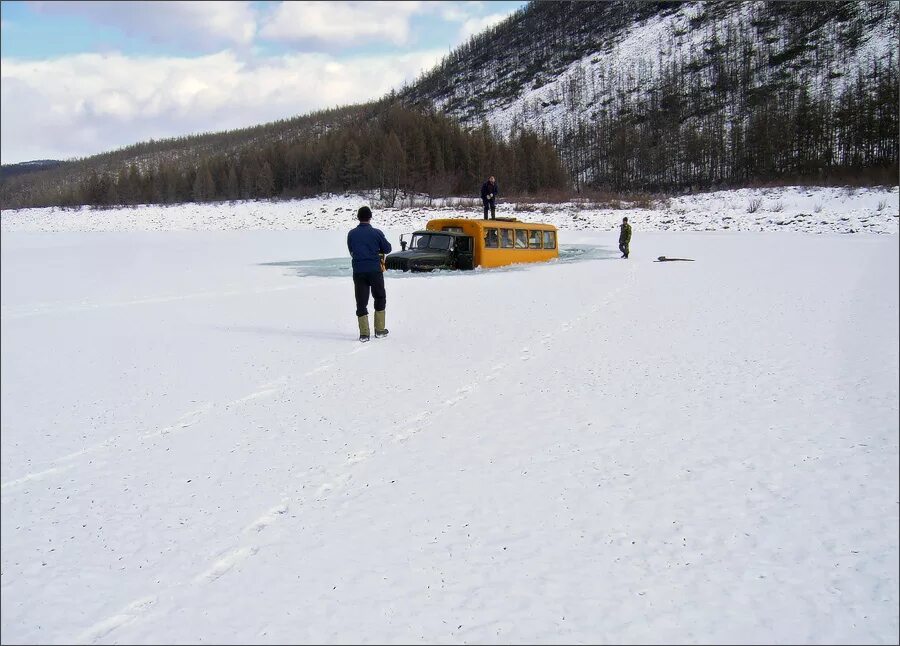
[259,245,620,279]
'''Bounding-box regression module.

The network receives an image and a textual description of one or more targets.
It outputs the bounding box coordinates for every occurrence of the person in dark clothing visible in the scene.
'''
[481,176,498,219]
[619,216,632,259]
[347,206,392,341]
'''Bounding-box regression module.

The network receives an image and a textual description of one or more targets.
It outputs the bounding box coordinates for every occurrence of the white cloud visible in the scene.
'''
[0,1,528,163]
[259,1,422,48]
[459,12,508,41]
[29,1,257,50]
[432,1,483,23]
[0,49,444,163]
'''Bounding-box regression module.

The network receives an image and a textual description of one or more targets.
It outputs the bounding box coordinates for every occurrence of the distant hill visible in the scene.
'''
[1,0,896,211]
[0,160,64,181]
[0,101,567,210]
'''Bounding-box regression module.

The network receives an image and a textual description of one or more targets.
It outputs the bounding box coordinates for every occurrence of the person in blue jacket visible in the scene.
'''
[347,206,392,341]
[481,175,498,219]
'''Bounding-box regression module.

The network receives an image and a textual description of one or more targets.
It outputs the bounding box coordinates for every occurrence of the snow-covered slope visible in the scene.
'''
[420,1,899,137]
[404,1,899,190]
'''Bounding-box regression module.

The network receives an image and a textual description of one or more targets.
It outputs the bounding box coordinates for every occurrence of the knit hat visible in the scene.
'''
[357,206,372,221]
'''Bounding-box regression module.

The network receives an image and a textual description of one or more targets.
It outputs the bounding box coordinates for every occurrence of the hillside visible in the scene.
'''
[0,101,569,211]
[0,160,64,181]
[400,0,899,190]
[1,1,897,210]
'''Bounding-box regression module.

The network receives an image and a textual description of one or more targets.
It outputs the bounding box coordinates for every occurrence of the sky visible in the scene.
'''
[0,1,527,165]
[1,186,898,643]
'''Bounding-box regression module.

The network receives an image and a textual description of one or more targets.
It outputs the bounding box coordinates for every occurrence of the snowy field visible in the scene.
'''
[1,185,898,235]
[1,187,898,645]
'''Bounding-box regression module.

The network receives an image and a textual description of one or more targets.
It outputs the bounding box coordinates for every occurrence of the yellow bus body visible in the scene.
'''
[424,218,559,269]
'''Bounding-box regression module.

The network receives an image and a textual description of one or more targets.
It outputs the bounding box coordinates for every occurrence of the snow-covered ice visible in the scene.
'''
[1,187,898,644]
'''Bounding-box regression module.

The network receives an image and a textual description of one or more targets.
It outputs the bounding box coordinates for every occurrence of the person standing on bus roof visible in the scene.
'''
[481,175,498,219]
[619,216,632,259]
[347,206,392,341]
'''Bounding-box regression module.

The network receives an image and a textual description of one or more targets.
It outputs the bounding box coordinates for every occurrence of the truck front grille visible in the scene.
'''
[385,257,408,271]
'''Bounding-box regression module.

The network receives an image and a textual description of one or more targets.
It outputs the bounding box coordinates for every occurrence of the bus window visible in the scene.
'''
[515,230,528,248]
[500,229,515,248]
[528,230,542,248]
[542,231,557,249]
[484,229,499,248]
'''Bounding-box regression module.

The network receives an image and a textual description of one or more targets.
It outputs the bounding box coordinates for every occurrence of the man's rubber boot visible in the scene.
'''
[357,315,370,342]
[374,310,389,338]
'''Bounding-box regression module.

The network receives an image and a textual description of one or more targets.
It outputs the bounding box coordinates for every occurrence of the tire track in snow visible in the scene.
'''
[59,262,641,642]
[0,284,305,320]
[1,329,383,492]
[48,337,420,640]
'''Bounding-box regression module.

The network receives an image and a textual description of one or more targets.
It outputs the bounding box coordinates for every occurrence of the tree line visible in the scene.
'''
[0,104,568,210]
[542,2,899,191]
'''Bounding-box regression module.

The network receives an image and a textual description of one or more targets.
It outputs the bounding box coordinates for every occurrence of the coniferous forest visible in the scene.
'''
[0,103,567,210]
[403,0,899,191]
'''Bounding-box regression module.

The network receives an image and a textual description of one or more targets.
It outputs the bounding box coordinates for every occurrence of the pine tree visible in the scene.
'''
[192,164,216,202]
[257,161,275,198]
[340,140,362,189]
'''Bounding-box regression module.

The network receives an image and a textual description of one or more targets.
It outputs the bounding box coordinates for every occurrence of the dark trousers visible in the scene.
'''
[619,241,630,258]
[353,271,386,316]
[482,198,495,219]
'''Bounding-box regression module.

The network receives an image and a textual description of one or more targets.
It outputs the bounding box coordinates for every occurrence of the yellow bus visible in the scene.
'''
[384,217,559,271]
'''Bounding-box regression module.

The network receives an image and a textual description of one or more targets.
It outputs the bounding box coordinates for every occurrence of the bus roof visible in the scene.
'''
[426,217,557,231]
[409,229,470,237]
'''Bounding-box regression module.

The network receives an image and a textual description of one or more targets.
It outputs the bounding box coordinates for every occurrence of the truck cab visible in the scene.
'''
[384,231,475,272]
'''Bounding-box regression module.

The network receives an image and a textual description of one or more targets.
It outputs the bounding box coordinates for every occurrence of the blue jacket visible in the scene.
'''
[348,223,392,273]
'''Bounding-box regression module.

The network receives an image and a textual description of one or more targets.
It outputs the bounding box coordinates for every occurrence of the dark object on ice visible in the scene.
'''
[655,256,695,262]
